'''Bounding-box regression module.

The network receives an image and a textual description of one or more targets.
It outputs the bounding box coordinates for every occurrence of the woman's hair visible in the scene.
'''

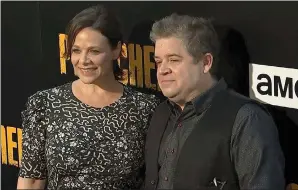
[65,4,124,80]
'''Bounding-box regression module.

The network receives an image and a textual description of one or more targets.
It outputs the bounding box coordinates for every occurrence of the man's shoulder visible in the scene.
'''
[224,89,269,115]
[235,103,272,129]
[228,90,277,138]
[227,90,270,117]
[216,89,273,129]
[226,89,253,102]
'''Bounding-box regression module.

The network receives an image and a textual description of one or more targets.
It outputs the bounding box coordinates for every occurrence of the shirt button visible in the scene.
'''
[164,177,168,181]
[170,149,175,153]
[178,123,182,127]
[150,180,155,185]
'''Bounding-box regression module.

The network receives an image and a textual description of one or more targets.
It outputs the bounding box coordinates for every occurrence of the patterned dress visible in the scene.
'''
[19,82,160,190]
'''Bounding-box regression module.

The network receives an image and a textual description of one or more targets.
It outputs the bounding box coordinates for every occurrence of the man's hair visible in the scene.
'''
[150,13,220,76]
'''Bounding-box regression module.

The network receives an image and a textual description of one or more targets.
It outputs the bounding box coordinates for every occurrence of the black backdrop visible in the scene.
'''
[2,2,298,189]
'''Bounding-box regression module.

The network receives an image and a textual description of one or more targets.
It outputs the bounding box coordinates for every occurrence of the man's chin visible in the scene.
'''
[163,92,179,101]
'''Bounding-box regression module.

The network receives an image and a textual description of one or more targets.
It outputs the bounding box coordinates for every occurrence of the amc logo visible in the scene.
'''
[256,74,298,99]
[249,63,298,109]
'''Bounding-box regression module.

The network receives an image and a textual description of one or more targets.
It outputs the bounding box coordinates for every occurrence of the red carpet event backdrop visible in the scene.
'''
[2,1,298,189]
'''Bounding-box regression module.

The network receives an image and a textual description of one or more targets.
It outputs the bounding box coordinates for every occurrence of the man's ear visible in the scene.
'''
[202,53,213,73]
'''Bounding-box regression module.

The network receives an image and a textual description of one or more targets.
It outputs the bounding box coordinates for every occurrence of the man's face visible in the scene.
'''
[154,37,206,104]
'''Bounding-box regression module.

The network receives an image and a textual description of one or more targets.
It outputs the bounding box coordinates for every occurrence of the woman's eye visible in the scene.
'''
[71,49,80,54]
[90,50,100,54]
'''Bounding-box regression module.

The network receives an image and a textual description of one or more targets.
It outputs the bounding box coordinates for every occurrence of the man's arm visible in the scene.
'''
[231,103,285,190]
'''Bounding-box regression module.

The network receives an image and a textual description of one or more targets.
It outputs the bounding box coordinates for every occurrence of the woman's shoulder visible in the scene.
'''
[124,85,162,107]
[29,83,71,99]
[26,83,72,107]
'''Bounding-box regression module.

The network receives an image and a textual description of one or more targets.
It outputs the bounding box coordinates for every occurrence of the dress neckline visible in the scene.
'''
[67,82,128,110]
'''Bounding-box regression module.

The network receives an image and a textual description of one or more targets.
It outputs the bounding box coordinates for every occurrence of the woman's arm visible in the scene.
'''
[17,177,46,189]
[18,92,48,189]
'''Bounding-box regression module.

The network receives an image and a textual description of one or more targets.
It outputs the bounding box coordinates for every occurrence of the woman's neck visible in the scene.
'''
[76,76,123,97]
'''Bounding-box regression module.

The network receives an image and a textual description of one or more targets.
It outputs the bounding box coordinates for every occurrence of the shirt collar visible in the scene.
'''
[167,78,228,115]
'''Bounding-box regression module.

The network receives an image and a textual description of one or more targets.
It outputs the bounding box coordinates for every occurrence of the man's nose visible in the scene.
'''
[158,62,171,75]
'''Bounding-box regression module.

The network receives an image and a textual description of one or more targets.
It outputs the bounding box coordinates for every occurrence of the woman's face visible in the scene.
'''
[71,27,121,84]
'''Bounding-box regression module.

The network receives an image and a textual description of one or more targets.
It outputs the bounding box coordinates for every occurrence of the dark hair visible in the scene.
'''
[65,4,124,80]
[150,14,220,77]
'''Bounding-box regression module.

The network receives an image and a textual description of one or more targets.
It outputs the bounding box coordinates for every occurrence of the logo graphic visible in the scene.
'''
[1,125,22,167]
[249,63,298,109]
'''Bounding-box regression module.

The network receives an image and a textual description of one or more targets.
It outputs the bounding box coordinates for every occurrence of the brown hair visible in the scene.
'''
[65,4,124,80]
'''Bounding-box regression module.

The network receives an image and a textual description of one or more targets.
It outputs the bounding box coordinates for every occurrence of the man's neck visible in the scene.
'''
[176,77,218,110]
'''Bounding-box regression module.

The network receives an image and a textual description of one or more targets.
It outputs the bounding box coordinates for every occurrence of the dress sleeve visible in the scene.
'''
[19,91,48,179]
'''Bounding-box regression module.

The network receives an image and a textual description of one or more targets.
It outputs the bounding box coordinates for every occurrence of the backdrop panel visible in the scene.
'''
[2,2,298,189]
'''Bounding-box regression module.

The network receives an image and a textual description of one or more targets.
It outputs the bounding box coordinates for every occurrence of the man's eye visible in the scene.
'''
[155,61,162,66]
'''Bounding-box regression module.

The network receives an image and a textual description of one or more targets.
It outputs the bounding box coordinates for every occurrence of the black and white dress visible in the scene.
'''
[19,82,160,190]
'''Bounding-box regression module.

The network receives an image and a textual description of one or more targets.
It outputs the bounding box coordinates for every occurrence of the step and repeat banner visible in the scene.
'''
[2,1,298,189]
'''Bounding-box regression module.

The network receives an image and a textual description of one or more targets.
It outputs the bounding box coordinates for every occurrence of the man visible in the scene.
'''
[144,13,285,190]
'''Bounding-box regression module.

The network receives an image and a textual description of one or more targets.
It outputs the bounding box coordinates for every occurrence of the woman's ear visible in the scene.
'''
[113,41,122,60]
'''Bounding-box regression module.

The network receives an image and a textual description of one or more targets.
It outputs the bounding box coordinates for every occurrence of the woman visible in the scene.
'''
[17,5,160,190]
